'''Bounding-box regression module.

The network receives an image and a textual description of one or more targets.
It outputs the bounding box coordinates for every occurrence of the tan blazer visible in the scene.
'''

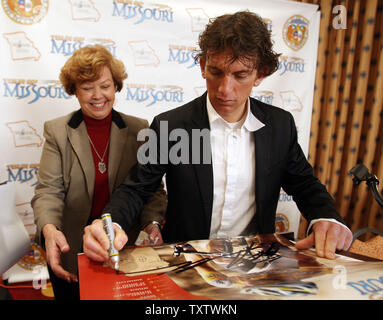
[32,109,167,274]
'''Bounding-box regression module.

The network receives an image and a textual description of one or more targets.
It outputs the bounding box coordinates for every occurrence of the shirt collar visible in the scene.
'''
[206,95,265,132]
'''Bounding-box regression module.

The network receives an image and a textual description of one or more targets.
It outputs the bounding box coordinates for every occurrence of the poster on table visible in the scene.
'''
[78,234,383,300]
[1,0,319,281]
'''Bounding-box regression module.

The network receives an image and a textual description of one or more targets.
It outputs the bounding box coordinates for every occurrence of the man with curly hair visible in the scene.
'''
[84,11,352,263]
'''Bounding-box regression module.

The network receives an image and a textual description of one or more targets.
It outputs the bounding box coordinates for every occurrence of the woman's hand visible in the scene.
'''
[42,224,78,282]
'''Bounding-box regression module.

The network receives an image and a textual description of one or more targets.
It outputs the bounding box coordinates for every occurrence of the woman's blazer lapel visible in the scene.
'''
[108,119,128,194]
[66,120,95,201]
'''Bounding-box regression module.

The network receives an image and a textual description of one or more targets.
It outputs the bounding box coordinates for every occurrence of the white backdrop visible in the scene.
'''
[1,0,320,278]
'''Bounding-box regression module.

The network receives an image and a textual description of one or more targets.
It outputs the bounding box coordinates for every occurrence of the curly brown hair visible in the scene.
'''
[195,11,280,78]
[59,45,127,95]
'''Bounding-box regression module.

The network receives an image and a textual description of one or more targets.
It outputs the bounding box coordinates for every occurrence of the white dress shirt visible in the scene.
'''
[206,95,350,239]
[207,96,264,239]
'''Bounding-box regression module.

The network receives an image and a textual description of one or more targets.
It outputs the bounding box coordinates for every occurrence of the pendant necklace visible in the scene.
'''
[87,134,110,174]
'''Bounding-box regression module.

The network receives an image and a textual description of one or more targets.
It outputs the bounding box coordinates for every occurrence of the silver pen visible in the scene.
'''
[101,213,119,274]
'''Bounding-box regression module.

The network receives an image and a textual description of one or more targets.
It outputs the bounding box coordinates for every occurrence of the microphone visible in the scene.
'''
[349,164,383,209]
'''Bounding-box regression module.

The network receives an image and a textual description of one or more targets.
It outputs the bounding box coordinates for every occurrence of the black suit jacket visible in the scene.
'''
[105,92,344,243]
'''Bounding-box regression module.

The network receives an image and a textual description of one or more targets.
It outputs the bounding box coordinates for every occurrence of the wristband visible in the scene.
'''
[150,221,161,228]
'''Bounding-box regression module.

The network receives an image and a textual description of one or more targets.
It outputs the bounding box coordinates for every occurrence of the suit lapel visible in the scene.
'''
[66,120,95,201]
[184,93,214,230]
[250,99,272,203]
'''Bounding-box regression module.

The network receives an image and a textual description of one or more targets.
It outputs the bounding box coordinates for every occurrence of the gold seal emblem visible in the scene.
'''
[17,242,46,271]
[283,15,309,51]
[275,213,290,233]
[2,0,49,25]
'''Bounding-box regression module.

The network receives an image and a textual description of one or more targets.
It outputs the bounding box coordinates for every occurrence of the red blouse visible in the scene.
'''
[83,112,112,218]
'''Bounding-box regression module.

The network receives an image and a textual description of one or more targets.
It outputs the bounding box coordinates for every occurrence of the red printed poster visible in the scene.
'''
[78,234,383,300]
[78,254,208,300]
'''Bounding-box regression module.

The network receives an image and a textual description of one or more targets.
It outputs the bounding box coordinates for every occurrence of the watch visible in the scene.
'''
[150,221,161,228]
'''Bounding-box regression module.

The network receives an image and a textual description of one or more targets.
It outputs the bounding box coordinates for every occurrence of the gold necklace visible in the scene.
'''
[87,134,110,174]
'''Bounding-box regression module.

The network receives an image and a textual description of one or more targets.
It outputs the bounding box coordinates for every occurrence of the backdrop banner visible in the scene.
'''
[1,0,320,281]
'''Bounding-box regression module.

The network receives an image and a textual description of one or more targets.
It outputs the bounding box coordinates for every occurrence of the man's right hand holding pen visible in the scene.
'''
[83,218,164,262]
[83,219,128,263]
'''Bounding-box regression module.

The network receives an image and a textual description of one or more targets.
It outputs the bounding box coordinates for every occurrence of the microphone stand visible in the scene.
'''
[349,164,383,209]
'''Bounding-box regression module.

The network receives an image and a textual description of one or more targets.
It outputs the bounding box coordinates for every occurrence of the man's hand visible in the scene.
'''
[295,220,353,259]
[83,219,128,262]
[142,223,163,245]
[42,224,78,282]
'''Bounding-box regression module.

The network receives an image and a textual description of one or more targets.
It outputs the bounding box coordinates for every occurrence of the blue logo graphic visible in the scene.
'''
[168,46,197,69]
[126,86,184,107]
[347,277,383,296]
[112,2,174,24]
[50,36,117,57]
[3,80,72,104]
[250,91,274,105]
[278,57,305,76]
[8,165,39,186]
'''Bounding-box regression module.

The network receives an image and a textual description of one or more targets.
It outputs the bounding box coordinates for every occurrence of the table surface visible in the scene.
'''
[78,234,383,300]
